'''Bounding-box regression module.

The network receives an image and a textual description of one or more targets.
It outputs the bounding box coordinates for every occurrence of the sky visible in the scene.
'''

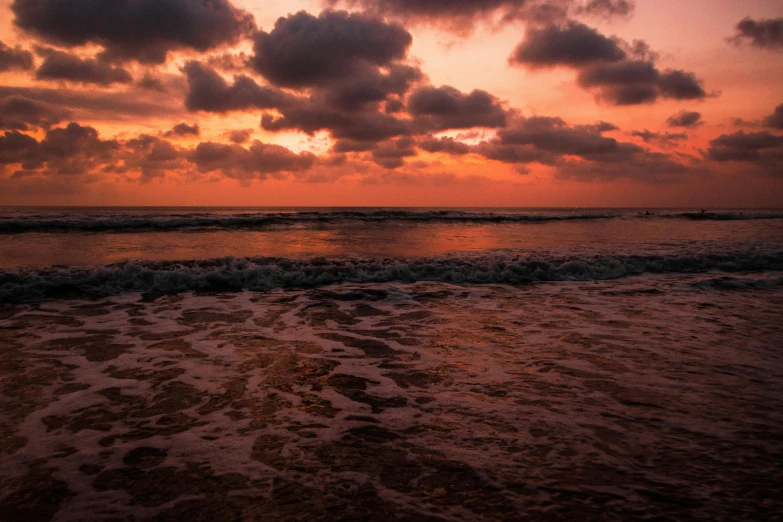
[0,0,781,207]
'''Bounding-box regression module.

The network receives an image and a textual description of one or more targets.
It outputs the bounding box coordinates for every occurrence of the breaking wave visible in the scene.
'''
[0,210,618,233]
[2,250,782,302]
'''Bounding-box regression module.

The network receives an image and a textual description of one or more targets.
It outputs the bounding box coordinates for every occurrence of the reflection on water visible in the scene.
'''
[2,216,782,269]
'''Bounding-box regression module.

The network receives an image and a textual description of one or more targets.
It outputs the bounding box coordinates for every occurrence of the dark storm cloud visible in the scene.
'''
[666,110,702,128]
[11,0,255,64]
[408,86,507,131]
[251,10,412,88]
[165,123,200,137]
[35,49,133,86]
[419,136,472,155]
[0,40,34,72]
[707,131,783,164]
[508,22,625,68]
[183,62,294,113]
[326,0,635,31]
[188,141,316,180]
[0,131,39,166]
[123,134,183,180]
[630,130,687,148]
[0,95,71,130]
[729,17,783,50]
[764,104,783,129]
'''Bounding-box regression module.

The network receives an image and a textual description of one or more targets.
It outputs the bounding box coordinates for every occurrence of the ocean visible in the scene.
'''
[1,207,782,520]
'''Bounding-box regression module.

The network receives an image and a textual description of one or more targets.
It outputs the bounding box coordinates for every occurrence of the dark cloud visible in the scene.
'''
[508,21,625,68]
[263,104,411,142]
[577,60,709,105]
[35,49,133,86]
[578,0,633,18]
[729,17,783,50]
[630,130,687,147]
[0,95,71,130]
[666,110,702,128]
[493,116,639,161]
[0,131,39,167]
[0,40,34,72]
[251,10,411,88]
[657,69,707,100]
[555,152,695,182]
[1,122,120,175]
[227,129,252,144]
[408,86,507,131]
[123,134,183,180]
[764,104,783,129]
[707,131,783,166]
[184,61,293,113]
[12,0,255,64]
[137,73,166,92]
[511,21,710,106]
[319,64,423,112]
[188,141,316,180]
[0,86,187,119]
[326,0,635,32]
[165,123,200,137]
[370,136,417,168]
[419,136,472,155]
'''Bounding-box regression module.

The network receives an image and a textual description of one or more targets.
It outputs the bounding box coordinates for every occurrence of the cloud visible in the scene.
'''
[35,48,133,86]
[630,129,687,147]
[165,123,200,137]
[12,0,255,64]
[137,73,166,92]
[188,140,316,180]
[408,85,507,131]
[183,61,293,113]
[729,17,783,50]
[419,136,472,155]
[251,10,411,88]
[0,40,34,71]
[0,86,187,119]
[0,95,71,130]
[707,131,783,168]
[511,21,711,105]
[555,152,695,182]
[1,122,119,176]
[262,105,411,142]
[508,21,625,68]
[227,129,252,144]
[492,116,640,161]
[764,104,783,129]
[666,110,702,128]
[318,64,423,112]
[326,0,635,33]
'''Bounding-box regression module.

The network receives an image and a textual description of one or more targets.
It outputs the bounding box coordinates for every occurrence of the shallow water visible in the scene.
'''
[1,208,782,520]
[1,275,782,521]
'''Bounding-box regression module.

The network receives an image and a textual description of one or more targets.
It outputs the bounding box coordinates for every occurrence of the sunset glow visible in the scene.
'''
[1,0,781,207]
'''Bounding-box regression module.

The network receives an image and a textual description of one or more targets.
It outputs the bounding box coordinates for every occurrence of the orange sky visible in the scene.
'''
[0,0,781,207]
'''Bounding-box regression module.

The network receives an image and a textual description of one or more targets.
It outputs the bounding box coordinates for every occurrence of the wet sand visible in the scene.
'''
[1,274,782,521]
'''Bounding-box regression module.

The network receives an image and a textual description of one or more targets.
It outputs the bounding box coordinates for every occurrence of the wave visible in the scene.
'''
[673,212,783,221]
[0,210,618,233]
[2,251,782,302]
